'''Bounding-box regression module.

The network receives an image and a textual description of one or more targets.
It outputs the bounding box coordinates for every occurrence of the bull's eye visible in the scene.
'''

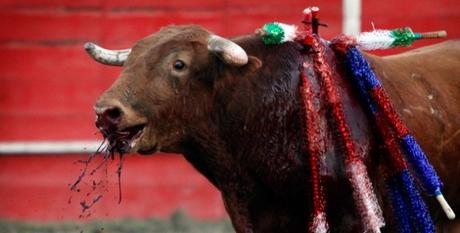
[173,60,186,70]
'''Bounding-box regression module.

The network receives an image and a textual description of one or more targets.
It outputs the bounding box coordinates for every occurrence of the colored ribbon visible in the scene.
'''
[310,35,385,233]
[332,44,455,232]
[343,47,454,220]
[299,69,329,233]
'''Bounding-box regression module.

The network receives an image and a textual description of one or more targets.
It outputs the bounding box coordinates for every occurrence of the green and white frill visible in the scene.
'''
[258,22,298,45]
[357,27,422,50]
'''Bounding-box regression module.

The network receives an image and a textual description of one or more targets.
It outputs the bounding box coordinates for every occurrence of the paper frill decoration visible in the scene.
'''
[256,22,298,45]
[299,69,329,233]
[343,47,455,220]
[335,45,456,232]
[357,27,447,50]
[385,175,412,233]
[255,11,454,233]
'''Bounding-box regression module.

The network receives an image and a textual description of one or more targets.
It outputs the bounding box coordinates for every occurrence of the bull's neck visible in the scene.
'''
[209,37,307,162]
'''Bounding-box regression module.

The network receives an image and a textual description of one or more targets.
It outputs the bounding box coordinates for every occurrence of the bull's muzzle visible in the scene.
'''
[94,99,148,154]
[95,105,123,133]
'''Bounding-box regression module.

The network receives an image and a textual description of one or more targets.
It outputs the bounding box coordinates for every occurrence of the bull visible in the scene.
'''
[85,25,460,233]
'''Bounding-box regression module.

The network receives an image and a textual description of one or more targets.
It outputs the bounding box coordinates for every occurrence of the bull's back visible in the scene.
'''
[365,40,460,222]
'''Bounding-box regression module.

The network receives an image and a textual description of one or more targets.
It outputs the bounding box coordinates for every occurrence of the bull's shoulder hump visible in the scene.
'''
[383,39,460,59]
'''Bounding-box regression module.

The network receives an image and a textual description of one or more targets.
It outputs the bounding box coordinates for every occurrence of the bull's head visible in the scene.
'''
[87,25,255,154]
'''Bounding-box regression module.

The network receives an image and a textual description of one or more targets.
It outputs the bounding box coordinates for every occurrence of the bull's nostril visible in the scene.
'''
[95,106,123,131]
[105,107,122,123]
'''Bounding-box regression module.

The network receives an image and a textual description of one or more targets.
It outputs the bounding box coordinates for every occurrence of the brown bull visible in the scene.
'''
[86,25,460,233]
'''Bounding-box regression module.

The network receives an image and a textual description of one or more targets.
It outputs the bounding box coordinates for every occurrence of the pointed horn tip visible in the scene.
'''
[84,42,95,51]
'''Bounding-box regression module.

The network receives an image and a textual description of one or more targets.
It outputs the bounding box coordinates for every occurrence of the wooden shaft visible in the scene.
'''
[419,30,447,39]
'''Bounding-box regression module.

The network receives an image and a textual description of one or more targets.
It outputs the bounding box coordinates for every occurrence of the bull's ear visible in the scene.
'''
[245,56,262,72]
[207,35,248,66]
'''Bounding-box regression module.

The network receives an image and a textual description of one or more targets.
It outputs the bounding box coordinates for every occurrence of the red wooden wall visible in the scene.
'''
[0,0,458,222]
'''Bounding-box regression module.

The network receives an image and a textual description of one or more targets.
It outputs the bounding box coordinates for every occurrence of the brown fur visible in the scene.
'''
[95,25,460,233]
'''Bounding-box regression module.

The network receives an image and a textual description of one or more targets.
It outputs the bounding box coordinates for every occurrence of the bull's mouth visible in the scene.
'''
[101,124,146,154]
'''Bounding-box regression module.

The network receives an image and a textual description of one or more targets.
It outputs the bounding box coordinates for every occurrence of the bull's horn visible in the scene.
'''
[207,35,248,66]
[84,42,131,66]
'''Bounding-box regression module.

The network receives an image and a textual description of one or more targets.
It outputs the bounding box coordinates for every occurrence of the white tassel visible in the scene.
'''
[279,23,298,42]
[357,30,394,50]
[346,162,385,233]
[310,212,329,233]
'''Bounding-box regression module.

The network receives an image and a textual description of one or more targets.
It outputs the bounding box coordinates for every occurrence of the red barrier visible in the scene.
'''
[0,154,227,221]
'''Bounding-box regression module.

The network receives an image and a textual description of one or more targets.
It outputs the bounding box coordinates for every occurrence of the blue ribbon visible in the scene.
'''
[344,47,443,197]
[386,174,412,233]
[401,135,442,195]
[344,48,378,113]
[341,46,441,232]
[399,171,435,233]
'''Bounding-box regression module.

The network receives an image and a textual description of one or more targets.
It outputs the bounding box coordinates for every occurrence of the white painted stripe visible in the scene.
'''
[0,141,103,154]
[343,0,362,36]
